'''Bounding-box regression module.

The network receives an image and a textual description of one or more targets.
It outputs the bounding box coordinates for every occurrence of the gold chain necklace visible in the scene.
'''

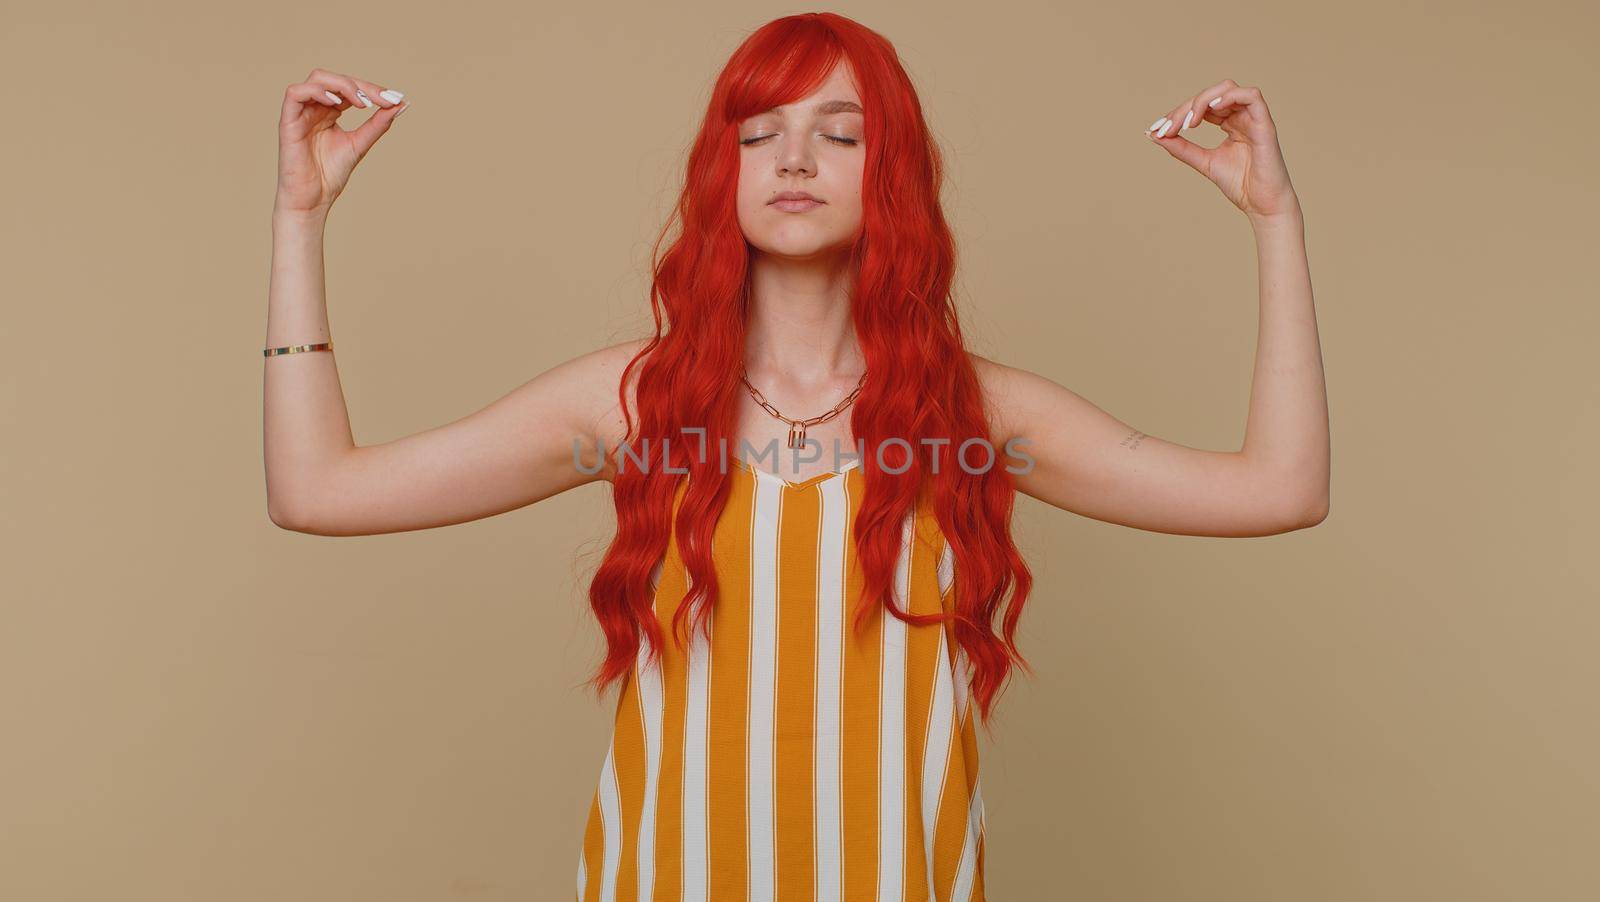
[740,365,868,450]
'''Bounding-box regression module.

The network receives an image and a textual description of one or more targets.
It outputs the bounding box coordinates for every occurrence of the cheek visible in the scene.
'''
[737,163,769,207]
[834,189,864,220]
[834,165,865,209]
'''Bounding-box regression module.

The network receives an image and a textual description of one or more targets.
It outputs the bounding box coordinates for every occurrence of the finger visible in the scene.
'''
[283,81,345,111]
[1174,89,1212,135]
[280,81,345,126]
[1177,104,1199,134]
[304,68,370,109]
[1146,83,1207,139]
[349,100,410,158]
[1200,98,1229,126]
[1147,121,1209,171]
[1192,80,1237,126]
[1151,107,1192,139]
[1193,79,1237,114]
[1206,85,1270,125]
[1149,98,1199,139]
[351,77,406,111]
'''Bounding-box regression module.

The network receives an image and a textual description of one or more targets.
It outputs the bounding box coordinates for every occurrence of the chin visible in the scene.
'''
[752,227,854,257]
[754,240,852,261]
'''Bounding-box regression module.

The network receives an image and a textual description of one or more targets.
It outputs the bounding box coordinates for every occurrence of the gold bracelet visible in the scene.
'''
[263,341,334,357]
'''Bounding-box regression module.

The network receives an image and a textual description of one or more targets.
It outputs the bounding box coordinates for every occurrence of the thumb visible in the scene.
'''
[350,100,408,159]
[1150,128,1209,174]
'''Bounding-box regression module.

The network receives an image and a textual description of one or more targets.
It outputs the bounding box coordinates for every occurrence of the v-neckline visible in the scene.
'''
[732,456,863,489]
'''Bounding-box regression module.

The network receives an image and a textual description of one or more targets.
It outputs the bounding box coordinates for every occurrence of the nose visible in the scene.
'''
[775,132,815,178]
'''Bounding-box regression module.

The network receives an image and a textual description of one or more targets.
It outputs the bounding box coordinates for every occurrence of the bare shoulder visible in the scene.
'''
[574,337,654,480]
[500,336,652,486]
[529,335,649,417]
[965,351,1109,457]
[571,336,653,400]
[966,351,1025,447]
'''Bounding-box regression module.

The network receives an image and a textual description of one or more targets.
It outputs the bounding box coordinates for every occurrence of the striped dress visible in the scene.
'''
[575,455,987,901]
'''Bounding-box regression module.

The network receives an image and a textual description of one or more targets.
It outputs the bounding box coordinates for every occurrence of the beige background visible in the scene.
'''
[3,1,1595,899]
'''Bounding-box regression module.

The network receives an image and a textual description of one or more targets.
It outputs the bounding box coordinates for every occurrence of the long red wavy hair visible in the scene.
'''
[583,12,1034,729]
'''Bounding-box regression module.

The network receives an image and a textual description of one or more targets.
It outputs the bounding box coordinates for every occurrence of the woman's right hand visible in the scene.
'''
[275,68,409,219]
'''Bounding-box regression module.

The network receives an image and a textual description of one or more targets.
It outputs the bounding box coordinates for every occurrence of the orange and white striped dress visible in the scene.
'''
[574,455,987,901]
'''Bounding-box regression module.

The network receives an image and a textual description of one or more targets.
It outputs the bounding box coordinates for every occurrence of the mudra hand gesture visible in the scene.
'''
[275,68,410,219]
[1146,79,1300,224]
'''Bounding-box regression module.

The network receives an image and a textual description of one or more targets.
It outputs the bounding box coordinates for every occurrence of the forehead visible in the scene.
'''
[755,65,863,117]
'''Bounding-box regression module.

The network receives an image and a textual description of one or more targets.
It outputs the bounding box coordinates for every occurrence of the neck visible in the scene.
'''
[743,249,864,381]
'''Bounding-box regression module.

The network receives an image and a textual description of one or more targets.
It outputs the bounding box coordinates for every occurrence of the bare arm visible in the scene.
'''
[976,79,1329,538]
[978,211,1328,538]
[265,315,640,536]
[263,67,637,536]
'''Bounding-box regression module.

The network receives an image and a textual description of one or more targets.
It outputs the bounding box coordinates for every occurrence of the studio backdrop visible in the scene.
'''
[2,1,1595,900]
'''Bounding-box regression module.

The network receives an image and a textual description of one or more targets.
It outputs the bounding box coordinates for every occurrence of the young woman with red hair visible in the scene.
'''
[265,12,1326,901]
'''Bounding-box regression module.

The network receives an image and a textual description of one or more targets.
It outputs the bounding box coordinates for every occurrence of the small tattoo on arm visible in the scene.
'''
[1120,430,1148,450]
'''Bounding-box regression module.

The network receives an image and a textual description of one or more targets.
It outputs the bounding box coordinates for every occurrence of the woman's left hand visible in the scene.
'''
[1147,79,1300,222]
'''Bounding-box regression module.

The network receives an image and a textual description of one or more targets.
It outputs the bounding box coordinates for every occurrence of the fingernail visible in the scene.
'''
[380,89,405,104]
[1182,110,1194,129]
[324,90,342,104]
[394,101,410,117]
[1208,97,1222,107]
[1147,116,1165,132]
[355,90,372,108]
[1156,119,1172,137]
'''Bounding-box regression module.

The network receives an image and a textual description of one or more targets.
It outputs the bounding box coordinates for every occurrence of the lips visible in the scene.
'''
[770,191,823,212]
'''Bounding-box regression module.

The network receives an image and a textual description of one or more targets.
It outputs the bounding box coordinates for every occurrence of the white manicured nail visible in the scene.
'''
[1156,119,1173,137]
[1147,116,1165,132]
[355,90,372,108]
[380,89,405,104]
[1182,110,1194,129]
[324,91,342,104]
[1208,97,1222,107]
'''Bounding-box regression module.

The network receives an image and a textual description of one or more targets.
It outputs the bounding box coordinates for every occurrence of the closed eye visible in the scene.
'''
[740,134,859,146]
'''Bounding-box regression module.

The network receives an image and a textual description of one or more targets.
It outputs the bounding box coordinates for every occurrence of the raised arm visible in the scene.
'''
[976,80,1329,538]
[265,334,640,536]
[977,346,1326,538]
[263,67,638,536]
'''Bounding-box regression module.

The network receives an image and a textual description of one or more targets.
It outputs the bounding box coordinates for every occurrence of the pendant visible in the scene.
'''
[787,421,806,449]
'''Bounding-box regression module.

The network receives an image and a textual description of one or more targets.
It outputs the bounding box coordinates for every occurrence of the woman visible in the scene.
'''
[264,12,1327,901]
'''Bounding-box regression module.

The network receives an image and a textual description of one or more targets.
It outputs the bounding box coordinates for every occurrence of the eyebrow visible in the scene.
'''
[761,99,864,116]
